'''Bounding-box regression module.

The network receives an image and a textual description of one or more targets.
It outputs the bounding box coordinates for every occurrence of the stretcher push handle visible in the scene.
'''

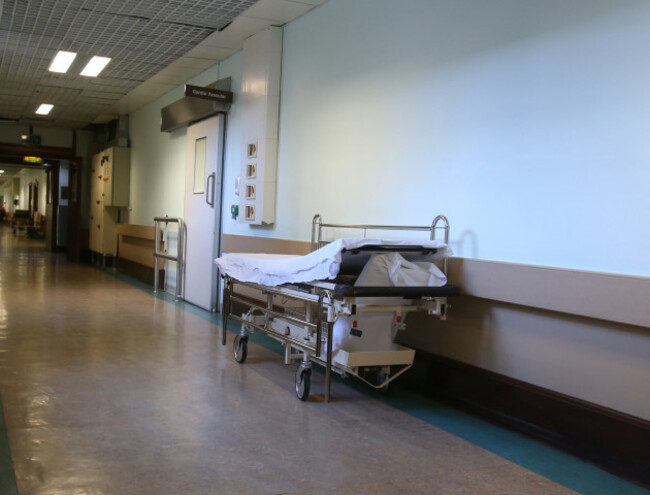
[431,215,449,275]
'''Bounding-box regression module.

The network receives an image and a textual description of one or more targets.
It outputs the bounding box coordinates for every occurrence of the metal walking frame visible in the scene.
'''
[221,214,458,402]
[153,216,185,301]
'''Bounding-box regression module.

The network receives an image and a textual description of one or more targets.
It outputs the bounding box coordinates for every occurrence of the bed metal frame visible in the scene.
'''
[221,214,458,402]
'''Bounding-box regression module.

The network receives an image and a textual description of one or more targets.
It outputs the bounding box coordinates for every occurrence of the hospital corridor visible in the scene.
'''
[2,0,650,493]
[0,224,644,494]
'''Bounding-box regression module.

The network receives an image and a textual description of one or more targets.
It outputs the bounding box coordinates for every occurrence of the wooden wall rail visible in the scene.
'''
[117,223,156,268]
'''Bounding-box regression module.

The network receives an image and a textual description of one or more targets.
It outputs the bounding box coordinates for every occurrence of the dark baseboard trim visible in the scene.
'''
[79,248,92,263]
[0,396,18,495]
[399,351,650,489]
[115,258,164,289]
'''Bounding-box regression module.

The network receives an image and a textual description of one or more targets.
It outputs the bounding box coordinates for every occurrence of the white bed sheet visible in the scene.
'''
[215,238,450,286]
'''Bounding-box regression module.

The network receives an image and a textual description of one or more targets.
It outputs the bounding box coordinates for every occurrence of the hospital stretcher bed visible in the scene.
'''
[217,214,460,402]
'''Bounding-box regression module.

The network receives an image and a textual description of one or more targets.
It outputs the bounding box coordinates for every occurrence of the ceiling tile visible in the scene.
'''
[183,44,240,61]
[242,0,315,23]
[0,0,328,127]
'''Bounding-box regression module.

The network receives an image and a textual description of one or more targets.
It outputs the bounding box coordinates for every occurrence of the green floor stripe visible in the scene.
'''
[383,389,649,495]
[0,397,19,495]
[107,267,650,495]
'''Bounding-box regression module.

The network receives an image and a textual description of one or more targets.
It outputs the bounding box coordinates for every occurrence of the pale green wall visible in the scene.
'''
[128,56,243,225]
[123,0,650,419]
[275,0,650,277]
[133,0,650,279]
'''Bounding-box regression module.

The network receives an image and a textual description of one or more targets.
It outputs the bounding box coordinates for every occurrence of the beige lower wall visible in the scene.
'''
[400,298,650,420]
[222,234,311,255]
[117,224,156,267]
[220,233,650,420]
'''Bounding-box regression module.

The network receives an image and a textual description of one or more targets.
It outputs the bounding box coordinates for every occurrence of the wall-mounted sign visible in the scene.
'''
[184,84,233,104]
[23,156,43,163]
[21,134,41,145]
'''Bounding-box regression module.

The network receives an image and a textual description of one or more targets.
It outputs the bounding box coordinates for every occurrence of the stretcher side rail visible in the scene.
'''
[312,214,450,276]
[342,244,441,254]
[332,284,461,298]
[223,277,330,354]
[227,312,320,355]
[311,214,450,253]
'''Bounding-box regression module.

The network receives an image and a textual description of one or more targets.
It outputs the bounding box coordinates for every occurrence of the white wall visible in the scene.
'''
[265,0,650,278]
[0,184,10,209]
[16,169,47,215]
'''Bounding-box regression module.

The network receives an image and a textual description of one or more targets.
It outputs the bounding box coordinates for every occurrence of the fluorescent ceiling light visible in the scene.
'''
[48,50,77,73]
[36,104,54,115]
[80,56,111,77]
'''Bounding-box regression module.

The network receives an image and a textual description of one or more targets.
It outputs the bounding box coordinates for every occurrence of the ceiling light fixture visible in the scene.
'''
[80,56,111,77]
[35,104,54,115]
[48,50,77,73]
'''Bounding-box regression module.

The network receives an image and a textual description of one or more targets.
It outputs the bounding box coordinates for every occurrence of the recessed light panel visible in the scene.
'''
[36,104,54,115]
[80,56,111,77]
[48,50,77,73]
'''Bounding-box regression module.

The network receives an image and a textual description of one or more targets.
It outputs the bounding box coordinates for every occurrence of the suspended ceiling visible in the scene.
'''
[0,0,326,129]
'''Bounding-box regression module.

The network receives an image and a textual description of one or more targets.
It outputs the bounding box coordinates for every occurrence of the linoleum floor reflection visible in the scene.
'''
[0,225,577,495]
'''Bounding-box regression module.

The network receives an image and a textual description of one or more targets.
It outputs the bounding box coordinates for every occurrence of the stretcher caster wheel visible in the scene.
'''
[233,334,248,363]
[295,367,311,401]
[377,369,390,394]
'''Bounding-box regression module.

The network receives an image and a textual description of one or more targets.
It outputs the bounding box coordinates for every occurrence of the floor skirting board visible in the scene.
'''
[398,350,650,489]
[0,398,18,495]
[113,258,163,288]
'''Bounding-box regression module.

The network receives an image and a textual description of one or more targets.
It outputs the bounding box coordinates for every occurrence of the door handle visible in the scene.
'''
[205,173,215,207]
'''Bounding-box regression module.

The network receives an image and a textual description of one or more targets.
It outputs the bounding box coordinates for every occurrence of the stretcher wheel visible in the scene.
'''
[233,335,248,363]
[377,369,390,394]
[295,367,311,401]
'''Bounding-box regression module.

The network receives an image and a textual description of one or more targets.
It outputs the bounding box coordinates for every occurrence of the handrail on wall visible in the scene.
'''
[153,216,185,301]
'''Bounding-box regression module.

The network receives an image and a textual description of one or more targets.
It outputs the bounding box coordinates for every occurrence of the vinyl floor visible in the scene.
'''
[0,225,647,495]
